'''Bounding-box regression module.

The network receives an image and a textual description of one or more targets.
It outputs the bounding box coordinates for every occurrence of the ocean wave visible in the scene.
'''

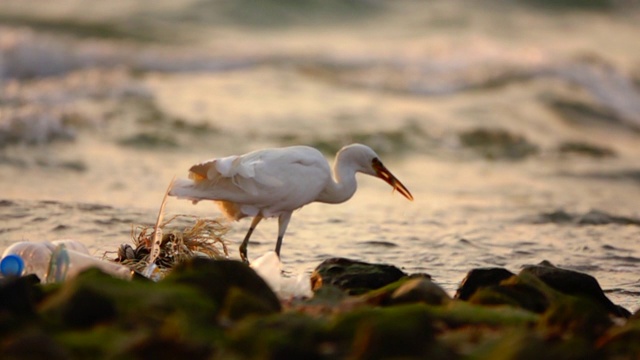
[0,27,263,80]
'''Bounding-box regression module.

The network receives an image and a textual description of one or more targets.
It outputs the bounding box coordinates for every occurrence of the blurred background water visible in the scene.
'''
[1,0,640,310]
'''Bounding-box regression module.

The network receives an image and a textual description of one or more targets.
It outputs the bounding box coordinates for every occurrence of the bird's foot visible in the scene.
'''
[239,247,249,265]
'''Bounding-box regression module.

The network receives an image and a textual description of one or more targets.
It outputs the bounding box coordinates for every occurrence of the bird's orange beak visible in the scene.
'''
[372,158,414,201]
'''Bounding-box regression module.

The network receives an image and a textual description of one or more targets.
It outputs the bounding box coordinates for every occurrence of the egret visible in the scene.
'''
[169,143,413,262]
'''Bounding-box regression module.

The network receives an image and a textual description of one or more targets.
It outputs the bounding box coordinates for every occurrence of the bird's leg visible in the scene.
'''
[239,215,263,264]
[275,212,292,258]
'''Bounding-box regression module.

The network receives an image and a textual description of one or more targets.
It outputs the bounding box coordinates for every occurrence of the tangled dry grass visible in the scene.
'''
[114,214,229,275]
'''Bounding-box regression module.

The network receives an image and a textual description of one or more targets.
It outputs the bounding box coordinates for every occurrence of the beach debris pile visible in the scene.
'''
[113,215,229,277]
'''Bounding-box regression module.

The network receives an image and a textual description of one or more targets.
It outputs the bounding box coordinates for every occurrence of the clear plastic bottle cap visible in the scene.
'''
[1,254,25,277]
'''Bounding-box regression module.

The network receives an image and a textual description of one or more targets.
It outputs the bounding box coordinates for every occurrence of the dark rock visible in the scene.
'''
[40,269,120,329]
[310,258,407,295]
[0,331,69,360]
[116,244,136,262]
[0,274,42,320]
[520,261,630,318]
[458,128,539,160]
[389,277,451,306]
[120,331,212,360]
[454,267,515,300]
[165,258,281,316]
[56,284,117,329]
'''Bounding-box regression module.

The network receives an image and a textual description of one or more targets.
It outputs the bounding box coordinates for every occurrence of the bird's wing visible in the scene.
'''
[189,151,285,196]
[172,146,331,216]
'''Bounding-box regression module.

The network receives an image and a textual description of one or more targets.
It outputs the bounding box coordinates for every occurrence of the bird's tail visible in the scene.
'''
[169,177,244,220]
[168,178,208,204]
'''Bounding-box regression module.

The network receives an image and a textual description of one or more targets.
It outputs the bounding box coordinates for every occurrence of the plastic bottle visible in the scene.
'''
[1,241,55,281]
[51,239,90,254]
[0,241,132,282]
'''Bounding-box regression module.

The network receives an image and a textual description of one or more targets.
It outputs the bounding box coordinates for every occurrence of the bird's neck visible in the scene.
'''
[317,156,358,204]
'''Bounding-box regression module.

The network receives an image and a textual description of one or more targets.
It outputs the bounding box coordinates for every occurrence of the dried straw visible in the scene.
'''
[119,214,230,275]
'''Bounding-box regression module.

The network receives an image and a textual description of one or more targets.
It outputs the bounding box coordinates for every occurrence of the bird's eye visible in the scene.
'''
[372,158,382,167]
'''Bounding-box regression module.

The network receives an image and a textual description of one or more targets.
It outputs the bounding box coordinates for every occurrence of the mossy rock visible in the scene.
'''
[472,329,594,360]
[360,276,448,307]
[219,286,284,322]
[389,277,451,306]
[0,330,69,360]
[597,316,640,358]
[310,257,407,295]
[539,296,613,341]
[467,283,549,314]
[520,261,630,317]
[40,268,219,328]
[164,258,281,318]
[37,268,223,358]
[457,268,555,315]
[455,267,515,300]
[328,304,453,359]
[226,312,328,360]
[427,301,539,328]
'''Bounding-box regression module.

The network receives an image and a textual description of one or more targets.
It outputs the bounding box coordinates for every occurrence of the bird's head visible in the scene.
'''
[340,144,414,201]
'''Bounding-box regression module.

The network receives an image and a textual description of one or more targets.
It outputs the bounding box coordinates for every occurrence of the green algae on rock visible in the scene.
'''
[1,256,638,359]
[310,257,408,295]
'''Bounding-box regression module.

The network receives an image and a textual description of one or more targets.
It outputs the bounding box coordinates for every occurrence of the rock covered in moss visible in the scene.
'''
[455,261,630,319]
[539,296,613,341]
[164,258,282,318]
[389,277,451,306]
[520,261,630,318]
[1,256,638,359]
[329,304,453,359]
[454,267,515,300]
[466,275,550,314]
[597,313,640,358]
[226,313,328,359]
[474,330,593,360]
[356,276,450,307]
[310,257,408,295]
[1,331,69,360]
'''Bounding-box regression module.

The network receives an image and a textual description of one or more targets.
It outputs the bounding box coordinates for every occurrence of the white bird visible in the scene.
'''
[168,143,413,262]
